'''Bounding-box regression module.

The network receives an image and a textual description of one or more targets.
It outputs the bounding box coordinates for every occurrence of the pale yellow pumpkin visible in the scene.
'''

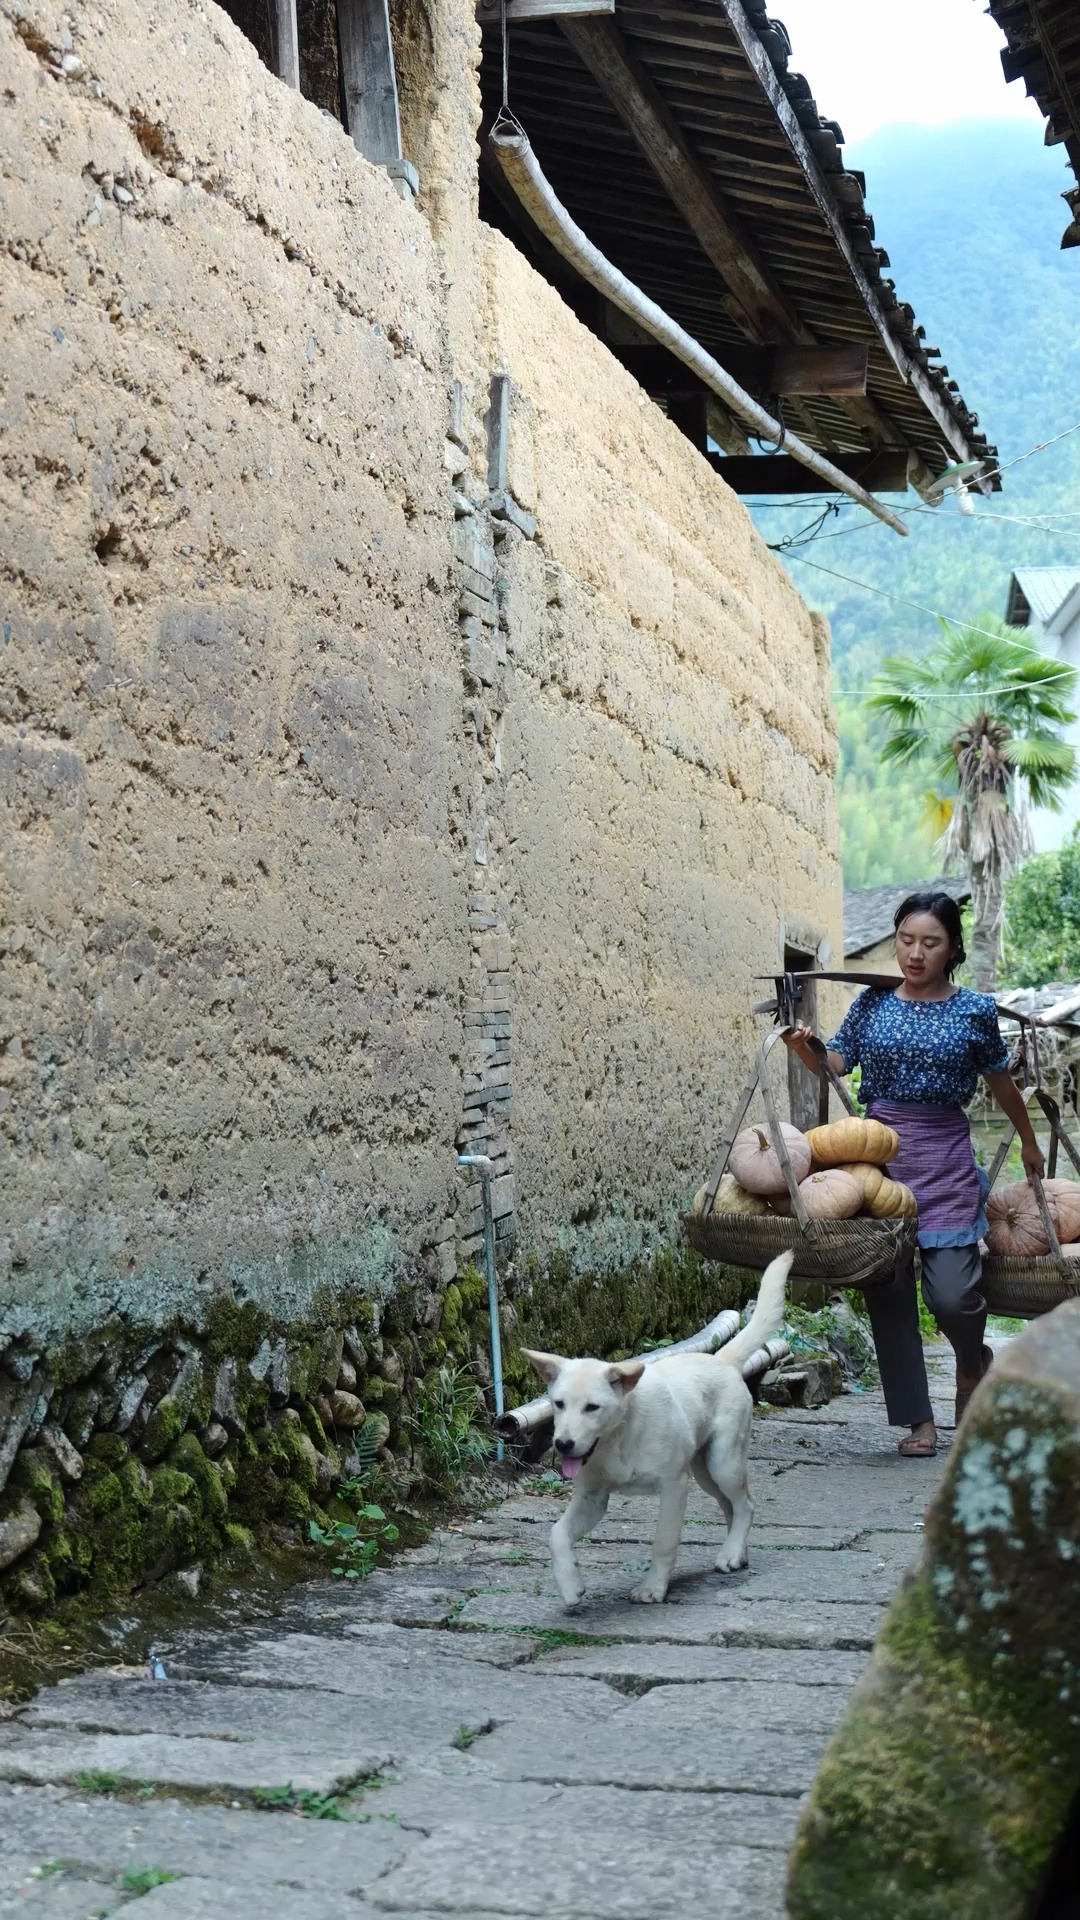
[842,1162,885,1206]
[770,1168,861,1220]
[1045,1179,1080,1244]
[863,1174,918,1219]
[693,1174,770,1219]
[728,1123,811,1196]
[805,1117,899,1169]
[986,1182,1055,1258]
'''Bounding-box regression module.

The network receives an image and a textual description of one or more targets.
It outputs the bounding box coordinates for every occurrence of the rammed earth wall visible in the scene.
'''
[0,0,843,1609]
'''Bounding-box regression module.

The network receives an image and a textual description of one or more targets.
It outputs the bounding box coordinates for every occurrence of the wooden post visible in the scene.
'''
[269,0,300,88]
[337,0,403,167]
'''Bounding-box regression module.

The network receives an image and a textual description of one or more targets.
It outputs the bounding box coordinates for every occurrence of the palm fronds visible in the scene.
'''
[870,613,1077,988]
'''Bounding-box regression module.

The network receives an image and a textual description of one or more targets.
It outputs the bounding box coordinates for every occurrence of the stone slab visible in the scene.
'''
[373,1779,800,1852]
[471,1721,829,1795]
[622,1679,845,1733]
[118,1884,377,1919]
[24,1666,619,1756]
[0,1785,405,1891]
[453,1590,884,1650]
[531,1644,868,1690]
[0,1878,122,1917]
[0,1730,391,1796]
[374,1830,788,1918]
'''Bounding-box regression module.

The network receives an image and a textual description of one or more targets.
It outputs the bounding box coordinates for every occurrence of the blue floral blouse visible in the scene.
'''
[827,988,1010,1108]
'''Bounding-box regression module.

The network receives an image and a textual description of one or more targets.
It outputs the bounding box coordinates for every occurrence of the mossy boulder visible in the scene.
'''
[787,1299,1080,1920]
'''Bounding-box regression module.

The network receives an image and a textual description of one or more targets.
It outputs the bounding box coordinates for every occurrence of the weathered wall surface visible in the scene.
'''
[0,0,465,1343]
[472,235,844,1261]
[0,0,846,1610]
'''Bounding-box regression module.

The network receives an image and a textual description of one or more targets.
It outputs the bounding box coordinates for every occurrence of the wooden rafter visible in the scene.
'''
[718,0,984,467]
[559,17,801,344]
[558,16,919,463]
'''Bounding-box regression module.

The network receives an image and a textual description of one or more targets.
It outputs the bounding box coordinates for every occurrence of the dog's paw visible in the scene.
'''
[714,1549,749,1574]
[557,1581,586,1609]
[628,1580,669,1605]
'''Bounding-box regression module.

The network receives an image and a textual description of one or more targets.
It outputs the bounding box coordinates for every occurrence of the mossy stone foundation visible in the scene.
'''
[0,1242,750,1618]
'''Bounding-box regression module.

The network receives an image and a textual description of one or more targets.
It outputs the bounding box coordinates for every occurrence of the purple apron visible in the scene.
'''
[867,1099,987,1250]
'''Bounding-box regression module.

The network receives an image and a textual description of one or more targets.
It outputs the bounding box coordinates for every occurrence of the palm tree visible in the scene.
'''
[868,613,1078,991]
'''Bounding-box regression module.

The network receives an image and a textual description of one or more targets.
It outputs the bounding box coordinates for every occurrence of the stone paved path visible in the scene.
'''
[0,1350,959,1919]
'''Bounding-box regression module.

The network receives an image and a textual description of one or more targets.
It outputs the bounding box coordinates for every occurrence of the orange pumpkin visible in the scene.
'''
[729,1123,811,1196]
[865,1174,917,1219]
[986,1182,1056,1257]
[805,1117,899,1169]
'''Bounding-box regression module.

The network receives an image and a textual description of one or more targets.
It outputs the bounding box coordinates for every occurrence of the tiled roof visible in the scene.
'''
[1007,567,1080,628]
[478,1,997,484]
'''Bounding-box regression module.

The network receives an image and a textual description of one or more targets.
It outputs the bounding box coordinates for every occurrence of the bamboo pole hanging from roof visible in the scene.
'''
[488,119,910,536]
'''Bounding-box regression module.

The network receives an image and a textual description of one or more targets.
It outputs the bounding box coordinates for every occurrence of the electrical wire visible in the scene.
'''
[784,552,1080,674]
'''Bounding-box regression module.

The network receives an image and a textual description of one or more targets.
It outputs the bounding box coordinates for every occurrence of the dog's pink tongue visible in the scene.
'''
[559,1454,583,1480]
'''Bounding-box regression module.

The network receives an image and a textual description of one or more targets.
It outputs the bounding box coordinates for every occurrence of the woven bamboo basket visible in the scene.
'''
[681,1207,915,1288]
[980,1253,1080,1320]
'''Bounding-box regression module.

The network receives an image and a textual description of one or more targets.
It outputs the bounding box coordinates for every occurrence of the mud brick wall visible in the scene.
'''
[0,0,465,1345]
[0,0,844,1609]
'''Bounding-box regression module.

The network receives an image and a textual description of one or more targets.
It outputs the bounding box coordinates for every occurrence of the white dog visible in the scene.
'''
[522,1251,792,1608]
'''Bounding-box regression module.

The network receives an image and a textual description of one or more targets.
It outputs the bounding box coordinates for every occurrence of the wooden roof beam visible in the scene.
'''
[559,15,807,345]
[718,0,986,469]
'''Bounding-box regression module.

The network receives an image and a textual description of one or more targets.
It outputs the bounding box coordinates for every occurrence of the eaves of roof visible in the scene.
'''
[479,0,997,485]
[987,0,1080,247]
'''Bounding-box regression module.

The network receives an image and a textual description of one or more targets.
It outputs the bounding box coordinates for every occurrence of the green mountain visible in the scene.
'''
[752,118,1080,888]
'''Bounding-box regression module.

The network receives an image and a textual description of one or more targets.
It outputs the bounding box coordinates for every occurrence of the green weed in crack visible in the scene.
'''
[119,1865,183,1896]
[452,1720,496,1750]
[249,1770,394,1821]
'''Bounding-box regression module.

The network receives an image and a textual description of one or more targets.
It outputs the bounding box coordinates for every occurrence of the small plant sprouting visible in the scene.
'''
[309,1500,400,1582]
[74,1770,124,1795]
[250,1784,345,1820]
[408,1364,492,1486]
[118,1865,182,1896]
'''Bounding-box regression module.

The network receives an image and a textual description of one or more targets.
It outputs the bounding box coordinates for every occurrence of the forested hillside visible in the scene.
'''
[753,118,1080,887]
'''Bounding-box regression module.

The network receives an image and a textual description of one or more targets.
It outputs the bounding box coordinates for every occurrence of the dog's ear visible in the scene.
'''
[521,1348,563,1384]
[605,1360,645,1394]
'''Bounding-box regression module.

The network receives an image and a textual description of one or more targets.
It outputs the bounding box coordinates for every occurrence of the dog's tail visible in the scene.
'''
[714,1251,793,1369]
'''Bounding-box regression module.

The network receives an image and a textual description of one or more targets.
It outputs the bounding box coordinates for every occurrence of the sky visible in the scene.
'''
[772,0,1045,147]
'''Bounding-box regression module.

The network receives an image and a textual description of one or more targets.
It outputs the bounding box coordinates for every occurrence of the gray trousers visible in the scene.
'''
[864,1243,987,1428]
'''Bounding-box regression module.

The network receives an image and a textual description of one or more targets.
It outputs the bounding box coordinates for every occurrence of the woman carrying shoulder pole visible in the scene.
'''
[783,890,1044,1457]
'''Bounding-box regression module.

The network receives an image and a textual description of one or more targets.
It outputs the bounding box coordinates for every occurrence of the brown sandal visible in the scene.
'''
[898,1426,938,1457]
[954,1344,993,1428]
